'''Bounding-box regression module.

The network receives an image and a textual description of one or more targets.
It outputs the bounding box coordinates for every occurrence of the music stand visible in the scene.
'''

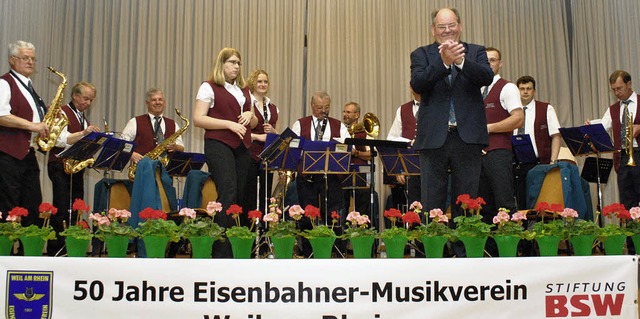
[378,146,420,215]
[93,137,136,172]
[260,129,303,214]
[559,124,616,221]
[581,157,613,184]
[511,134,538,164]
[302,141,351,225]
[165,151,206,177]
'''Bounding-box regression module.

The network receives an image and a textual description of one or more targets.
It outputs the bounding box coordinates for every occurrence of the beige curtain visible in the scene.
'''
[1,0,638,217]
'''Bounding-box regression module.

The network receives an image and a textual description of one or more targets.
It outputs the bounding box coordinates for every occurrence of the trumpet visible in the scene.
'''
[624,104,636,166]
[348,112,379,138]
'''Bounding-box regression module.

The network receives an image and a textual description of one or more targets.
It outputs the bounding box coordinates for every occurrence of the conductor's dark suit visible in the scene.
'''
[410,41,493,218]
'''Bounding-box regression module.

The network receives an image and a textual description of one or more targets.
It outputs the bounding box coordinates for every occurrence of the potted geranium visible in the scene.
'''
[627,206,640,252]
[300,205,339,258]
[264,200,302,259]
[89,208,138,257]
[412,207,451,258]
[136,207,180,258]
[563,207,600,256]
[59,199,93,257]
[491,208,531,257]
[344,210,377,258]
[225,204,262,259]
[9,205,57,256]
[599,203,632,255]
[530,202,567,256]
[451,194,491,258]
[178,203,225,258]
[381,207,421,258]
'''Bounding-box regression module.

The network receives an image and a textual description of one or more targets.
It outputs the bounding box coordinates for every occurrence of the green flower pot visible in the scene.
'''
[420,236,448,258]
[20,236,45,256]
[350,235,375,259]
[104,235,130,258]
[228,236,255,259]
[308,236,336,259]
[271,236,296,259]
[65,237,89,257]
[570,235,596,256]
[142,236,170,258]
[383,236,408,259]
[459,236,487,258]
[0,235,13,256]
[188,236,215,258]
[494,235,520,257]
[631,234,640,254]
[536,235,561,256]
[603,235,627,255]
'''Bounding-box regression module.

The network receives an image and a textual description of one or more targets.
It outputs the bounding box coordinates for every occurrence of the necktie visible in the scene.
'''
[621,100,632,149]
[154,116,164,143]
[315,119,323,141]
[482,86,489,99]
[78,112,85,129]
[28,80,45,121]
[517,106,527,135]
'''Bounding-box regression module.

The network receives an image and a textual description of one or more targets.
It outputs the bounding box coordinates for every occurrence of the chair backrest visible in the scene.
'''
[109,182,131,210]
[534,167,564,207]
[201,177,218,209]
[155,167,172,212]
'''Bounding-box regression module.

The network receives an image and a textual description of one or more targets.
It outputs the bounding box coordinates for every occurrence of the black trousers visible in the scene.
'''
[47,161,85,255]
[205,139,251,258]
[0,149,42,226]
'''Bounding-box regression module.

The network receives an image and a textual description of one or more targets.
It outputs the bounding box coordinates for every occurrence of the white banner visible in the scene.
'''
[0,256,637,319]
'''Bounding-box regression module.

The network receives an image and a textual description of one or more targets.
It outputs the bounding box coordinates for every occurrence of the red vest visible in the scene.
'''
[133,114,177,156]
[610,95,640,172]
[250,101,279,161]
[203,82,252,149]
[49,103,90,163]
[483,78,512,152]
[0,73,34,159]
[400,101,417,140]
[532,101,552,164]
[298,116,341,141]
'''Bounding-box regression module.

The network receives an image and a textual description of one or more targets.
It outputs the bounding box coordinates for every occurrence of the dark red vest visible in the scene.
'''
[298,116,341,141]
[0,73,34,159]
[250,101,279,161]
[203,81,252,149]
[133,114,177,156]
[610,95,640,172]
[532,101,552,164]
[483,78,512,152]
[49,103,90,163]
[400,101,417,140]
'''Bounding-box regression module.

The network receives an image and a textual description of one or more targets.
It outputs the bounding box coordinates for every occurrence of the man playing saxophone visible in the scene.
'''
[587,70,640,215]
[121,88,184,163]
[47,81,99,255]
[0,40,49,228]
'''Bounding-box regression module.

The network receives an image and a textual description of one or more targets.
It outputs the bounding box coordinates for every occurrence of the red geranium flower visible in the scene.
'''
[139,207,167,220]
[9,206,29,217]
[248,210,262,221]
[383,208,403,219]
[226,204,243,216]
[77,220,89,229]
[72,198,90,212]
[330,211,340,221]
[303,204,321,219]
[402,211,421,225]
[535,202,551,213]
[38,202,58,215]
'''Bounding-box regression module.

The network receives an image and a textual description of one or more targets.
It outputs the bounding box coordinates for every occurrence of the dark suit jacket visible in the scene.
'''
[410,42,494,150]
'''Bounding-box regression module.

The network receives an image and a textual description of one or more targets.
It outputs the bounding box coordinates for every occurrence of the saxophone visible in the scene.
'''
[127,108,189,180]
[625,104,636,167]
[64,157,95,174]
[36,67,69,151]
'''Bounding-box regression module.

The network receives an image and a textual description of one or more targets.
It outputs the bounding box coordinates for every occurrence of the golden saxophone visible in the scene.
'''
[128,108,189,180]
[63,157,95,175]
[625,105,636,167]
[36,67,69,152]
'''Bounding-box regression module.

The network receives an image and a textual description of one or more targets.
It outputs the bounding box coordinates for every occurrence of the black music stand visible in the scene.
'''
[302,141,351,225]
[345,138,409,228]
[581,157,613,184]
[165,151,206,177]
[512,134,538,164]
[378,146,420,214]
[559,124,616,221]
[260,128,302,214]
[93,137,136,172]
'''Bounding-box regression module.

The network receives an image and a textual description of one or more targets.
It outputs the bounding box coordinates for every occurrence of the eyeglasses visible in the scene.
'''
[13,56,37,63]
[435,22,458,32]
[226,60,242,66]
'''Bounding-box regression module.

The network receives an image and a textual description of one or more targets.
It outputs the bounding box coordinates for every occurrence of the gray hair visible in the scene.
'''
[8,40,35,58]
[146,88,164,101]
